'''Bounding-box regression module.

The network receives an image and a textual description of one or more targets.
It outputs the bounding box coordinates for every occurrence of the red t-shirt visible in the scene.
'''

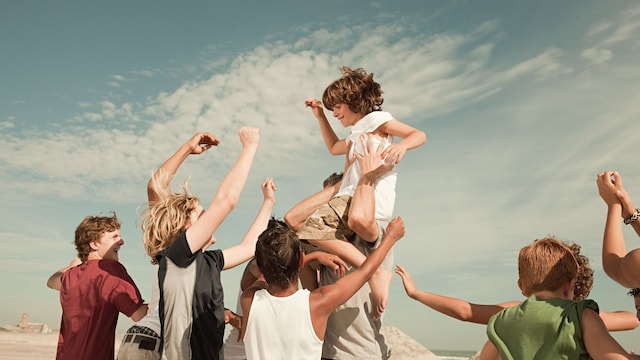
[56,259,144,360]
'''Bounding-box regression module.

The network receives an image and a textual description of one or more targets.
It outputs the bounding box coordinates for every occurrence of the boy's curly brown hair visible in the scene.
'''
[322,66,384,115]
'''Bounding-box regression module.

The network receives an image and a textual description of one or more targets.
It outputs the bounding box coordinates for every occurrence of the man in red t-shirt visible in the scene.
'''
[47,213,148,360]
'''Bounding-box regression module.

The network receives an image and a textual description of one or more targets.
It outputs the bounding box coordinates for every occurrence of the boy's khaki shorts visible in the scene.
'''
[296,195,354,242]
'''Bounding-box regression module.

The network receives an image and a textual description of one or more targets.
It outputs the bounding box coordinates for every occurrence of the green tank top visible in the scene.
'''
[487,295,598,360]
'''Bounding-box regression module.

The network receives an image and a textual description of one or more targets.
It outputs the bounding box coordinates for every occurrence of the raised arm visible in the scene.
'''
[186,127,260,254]
[304,98,348,155]
[148,132,219,205]
[612,172,640,238]
[222,177,277,269]
[309,217,404,337]
[597,171,640,288]
[377,119,426,165]
[348,134,395,242]
[46,257,82,290]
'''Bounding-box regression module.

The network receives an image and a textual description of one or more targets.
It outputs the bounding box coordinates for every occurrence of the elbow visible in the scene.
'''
[284,212,302,232]
[347,214,377,242]
[455,308,475,322]
[417,130,427,146]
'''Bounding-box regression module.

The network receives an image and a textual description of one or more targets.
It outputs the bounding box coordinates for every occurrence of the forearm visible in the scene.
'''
[223,198,275,269]
[397,129,426,151]
[617,192,640,238]
[602,203,627,283]
[148,143,191,203]
[600,310,640,331]
[213,145,258,206]
[348,173,379,242]
[188,145,258,253]
[47,258,81,290]
[46,271,64,290]
[284,186,337,231]
[315,116,343,155]
[307,239,366,268]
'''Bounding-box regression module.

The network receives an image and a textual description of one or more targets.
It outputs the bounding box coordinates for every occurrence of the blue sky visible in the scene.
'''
[2,0,640,352]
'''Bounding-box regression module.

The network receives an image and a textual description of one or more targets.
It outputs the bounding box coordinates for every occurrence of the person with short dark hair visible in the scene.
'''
[240,216,404,360]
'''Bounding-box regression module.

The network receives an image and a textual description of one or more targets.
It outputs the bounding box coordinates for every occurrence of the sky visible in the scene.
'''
[2,0,640,353]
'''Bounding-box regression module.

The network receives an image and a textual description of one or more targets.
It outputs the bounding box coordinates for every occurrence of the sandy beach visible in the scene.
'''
[0,326,453,359]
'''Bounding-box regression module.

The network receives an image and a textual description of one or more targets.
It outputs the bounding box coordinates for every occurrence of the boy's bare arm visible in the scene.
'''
[130,304,149,322]
[349,134,395,242]
[395,264,514,324]
[186,127,259,254]
[309,217,404,336]
[222,178,276,270]
[304,98,348,155]
[148,132,219,205]
[582,308,640,359]
[284,184,339,231]
[599,310,640,331]
[377,119,426,164]
[46,257,82,290]
[478,340,500,360]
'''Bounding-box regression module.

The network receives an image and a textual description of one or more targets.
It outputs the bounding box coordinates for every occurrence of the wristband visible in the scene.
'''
[624,208,640,225]
[385,231,398,240]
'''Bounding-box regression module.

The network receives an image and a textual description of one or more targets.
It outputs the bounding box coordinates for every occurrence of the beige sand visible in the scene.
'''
[0,326,456,359]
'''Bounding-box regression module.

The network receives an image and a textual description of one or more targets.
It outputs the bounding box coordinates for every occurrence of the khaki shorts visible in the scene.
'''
[296,195,354,242]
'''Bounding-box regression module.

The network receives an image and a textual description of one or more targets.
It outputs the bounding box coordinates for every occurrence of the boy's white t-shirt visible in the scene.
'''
[335,111,397,222]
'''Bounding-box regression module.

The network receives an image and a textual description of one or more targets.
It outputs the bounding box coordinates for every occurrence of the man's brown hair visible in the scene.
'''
[75,212,121,262]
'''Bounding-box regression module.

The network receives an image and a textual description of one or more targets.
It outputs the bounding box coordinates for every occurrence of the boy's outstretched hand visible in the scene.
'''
[304,98,326,119]
[395,264,416,298]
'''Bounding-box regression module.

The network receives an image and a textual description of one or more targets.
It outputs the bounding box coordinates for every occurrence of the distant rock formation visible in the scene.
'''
[1,313,51,334]
[382,326,440,360]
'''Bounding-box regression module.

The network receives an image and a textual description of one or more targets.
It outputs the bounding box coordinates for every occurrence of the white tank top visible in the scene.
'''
[244,289,322,360]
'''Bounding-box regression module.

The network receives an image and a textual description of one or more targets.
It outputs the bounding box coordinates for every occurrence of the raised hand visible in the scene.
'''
[354,133,395,181]
[261,177,277,203]
[304,98,326,119]
[238,126,260,149]
[186,132,220,155]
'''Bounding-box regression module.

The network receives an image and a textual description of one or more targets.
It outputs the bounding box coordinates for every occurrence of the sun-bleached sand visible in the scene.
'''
[0,326,463,359]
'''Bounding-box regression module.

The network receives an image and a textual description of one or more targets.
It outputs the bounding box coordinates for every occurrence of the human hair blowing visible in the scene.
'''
[141,177,200,264]
[322,66,384,114]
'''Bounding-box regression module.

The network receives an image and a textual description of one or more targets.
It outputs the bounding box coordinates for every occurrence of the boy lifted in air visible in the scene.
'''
[287,66,426,319]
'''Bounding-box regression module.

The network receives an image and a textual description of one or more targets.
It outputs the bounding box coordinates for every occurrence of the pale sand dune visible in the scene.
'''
[0,326,462,359]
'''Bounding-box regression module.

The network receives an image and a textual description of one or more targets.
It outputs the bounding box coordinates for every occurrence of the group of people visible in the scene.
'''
[45,65,640,360]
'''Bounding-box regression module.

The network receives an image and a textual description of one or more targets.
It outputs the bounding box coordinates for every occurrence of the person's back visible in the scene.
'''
[241,217,403,360]
[244,288,322,360]
[319,232,391,360]
[58,259,143,360]
[480,237,640,360]
[487,295,596,359]
[52,213,146,360]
